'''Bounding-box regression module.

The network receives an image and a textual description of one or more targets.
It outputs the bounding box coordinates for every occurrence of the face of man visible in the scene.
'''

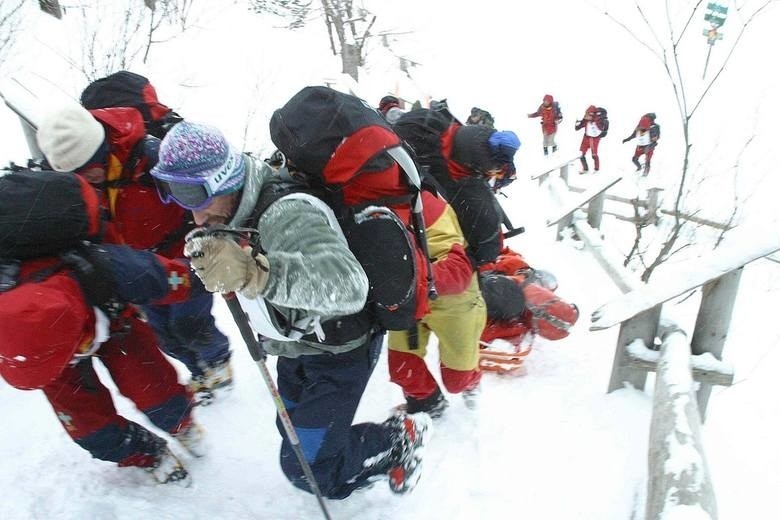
[192,192,239,226]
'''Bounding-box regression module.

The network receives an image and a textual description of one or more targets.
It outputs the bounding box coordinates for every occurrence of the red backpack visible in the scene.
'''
[269,86,435,330]
[80,71,182,139]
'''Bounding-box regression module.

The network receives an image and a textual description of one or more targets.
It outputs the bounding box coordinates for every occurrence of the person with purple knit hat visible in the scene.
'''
[150,121,432,499]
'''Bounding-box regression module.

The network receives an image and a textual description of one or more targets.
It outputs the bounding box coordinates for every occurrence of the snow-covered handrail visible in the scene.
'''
[590,235,780,331]
[646,326,718,520]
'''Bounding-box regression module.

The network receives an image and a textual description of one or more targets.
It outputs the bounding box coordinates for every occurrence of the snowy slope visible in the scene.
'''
[1,1,779,519]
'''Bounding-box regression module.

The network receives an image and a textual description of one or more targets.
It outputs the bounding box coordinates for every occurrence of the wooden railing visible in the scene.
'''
[536,159,780,520]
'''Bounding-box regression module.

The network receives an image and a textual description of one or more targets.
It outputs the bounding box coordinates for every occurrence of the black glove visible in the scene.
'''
[622,137,630,144]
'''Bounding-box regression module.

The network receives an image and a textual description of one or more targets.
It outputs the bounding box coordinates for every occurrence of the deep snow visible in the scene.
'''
[1,1,779,519]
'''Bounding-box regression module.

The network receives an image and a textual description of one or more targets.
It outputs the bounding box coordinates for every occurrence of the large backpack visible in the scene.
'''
[0,170,104,259]
[81,71,182,139]
[553,101,563,122]
[596,107,609,137]
[269,86,435,331]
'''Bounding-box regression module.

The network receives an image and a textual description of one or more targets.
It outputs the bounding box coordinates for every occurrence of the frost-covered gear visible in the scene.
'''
[385,412,433,494]
[185,232,270,298]
[268,86,434,330]
[37,104,106,172]
[388,192,483,406]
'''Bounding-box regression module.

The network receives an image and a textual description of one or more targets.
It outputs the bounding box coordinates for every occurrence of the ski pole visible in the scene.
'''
[222,293,333,520]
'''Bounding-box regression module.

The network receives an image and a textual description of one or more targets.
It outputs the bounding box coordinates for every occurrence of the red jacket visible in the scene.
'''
[89,107,188,257]
[529,102,560,135]
[0,247,195,390]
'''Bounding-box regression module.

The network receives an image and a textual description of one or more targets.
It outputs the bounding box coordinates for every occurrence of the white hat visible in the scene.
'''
[37,104,105,172]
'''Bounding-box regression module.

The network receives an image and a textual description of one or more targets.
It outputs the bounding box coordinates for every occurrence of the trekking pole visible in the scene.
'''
[222,293,333,520]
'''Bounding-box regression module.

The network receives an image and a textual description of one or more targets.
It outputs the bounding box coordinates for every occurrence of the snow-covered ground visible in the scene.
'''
[1,1,779,519]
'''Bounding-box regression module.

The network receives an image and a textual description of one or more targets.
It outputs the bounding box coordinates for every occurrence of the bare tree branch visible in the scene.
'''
[690,1,776,118]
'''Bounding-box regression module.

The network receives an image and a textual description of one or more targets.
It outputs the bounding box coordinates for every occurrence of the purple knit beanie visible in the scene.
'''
[151,121,245,195]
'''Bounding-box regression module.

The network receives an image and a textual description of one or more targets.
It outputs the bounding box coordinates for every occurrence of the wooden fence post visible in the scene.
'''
[690,269,742,420]
[646,328,718,520]
[587,191,605,229]
[607,305,661,393]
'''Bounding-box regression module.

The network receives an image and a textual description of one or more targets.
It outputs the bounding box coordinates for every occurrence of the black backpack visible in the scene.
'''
[553,101,563,122]
[0,170,104,260]
[393,109,454,163]
[596,107,609,137]
[269,86,435,331]
[81,71,182,139]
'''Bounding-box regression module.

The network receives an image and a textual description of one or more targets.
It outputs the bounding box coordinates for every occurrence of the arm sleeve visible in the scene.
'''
[102,245,194,305]
[426,204,474,295]
[259,198,369,316]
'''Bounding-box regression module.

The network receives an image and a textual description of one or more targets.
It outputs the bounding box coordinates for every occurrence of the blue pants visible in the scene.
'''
[144,293,230,377]
[276,333,393,499]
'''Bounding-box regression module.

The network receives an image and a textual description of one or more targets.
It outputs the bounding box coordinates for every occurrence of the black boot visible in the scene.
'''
[404,387,449,419]
[543,146,548,156]
[632,157,642,171]
[579,156,589,174]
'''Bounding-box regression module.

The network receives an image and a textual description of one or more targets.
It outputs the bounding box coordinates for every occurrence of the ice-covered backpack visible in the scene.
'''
[80,71,182,139]
[0,170,104,259]
[596,107,609,137]
[269,86,435,331]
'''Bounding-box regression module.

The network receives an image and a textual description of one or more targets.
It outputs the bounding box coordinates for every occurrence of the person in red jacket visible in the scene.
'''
[0,203,205,484]
[622,113,661,175]
[36,104,232,403]
[528,94,563,156]
[574,105,608,173]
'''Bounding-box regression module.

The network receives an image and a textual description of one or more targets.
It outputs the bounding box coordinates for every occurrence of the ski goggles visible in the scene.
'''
[153,151,244,210]
[154,177,216,210]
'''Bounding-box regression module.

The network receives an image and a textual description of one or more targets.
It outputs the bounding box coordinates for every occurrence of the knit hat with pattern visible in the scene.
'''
[151,121,245,195]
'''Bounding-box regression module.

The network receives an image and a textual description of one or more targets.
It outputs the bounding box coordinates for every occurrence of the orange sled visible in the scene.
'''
[478,338,532,375]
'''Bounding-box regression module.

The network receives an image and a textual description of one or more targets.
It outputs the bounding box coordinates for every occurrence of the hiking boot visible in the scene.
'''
[188,375,215,406]
[461,384,481,410]
[385,413,433,494]
[173,419,207,458]
[147,445,191,486]
[403,388,449,419]
[204,358,234,391]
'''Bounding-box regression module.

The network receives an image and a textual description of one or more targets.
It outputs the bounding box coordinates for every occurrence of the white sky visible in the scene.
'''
[1,1,779,519]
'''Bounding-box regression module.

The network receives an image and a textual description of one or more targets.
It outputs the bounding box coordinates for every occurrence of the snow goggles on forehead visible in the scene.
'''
[154,177,215,210]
